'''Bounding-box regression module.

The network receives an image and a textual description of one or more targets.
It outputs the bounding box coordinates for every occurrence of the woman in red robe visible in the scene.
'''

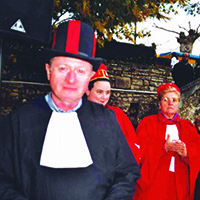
[86,64,141,165]
[134,83,200,200]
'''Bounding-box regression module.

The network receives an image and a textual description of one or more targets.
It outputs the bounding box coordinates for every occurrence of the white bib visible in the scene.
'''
[165,125,179,172]
[165,124,179,142]
[169,156,175,172]
[40,111,93,168]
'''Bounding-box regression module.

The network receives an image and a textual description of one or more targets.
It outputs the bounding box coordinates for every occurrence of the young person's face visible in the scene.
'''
[87,81,111,106]
[46,56,95,108]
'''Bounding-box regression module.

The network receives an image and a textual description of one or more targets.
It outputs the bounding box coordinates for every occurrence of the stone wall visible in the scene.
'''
[105,61,173,127]
[0,81,50,117]
[179,78,200,123]
[1,61,199,129]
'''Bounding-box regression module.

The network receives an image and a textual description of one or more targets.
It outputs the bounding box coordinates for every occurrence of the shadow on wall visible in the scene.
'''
[127,102,159,129]
[127,103,139,129]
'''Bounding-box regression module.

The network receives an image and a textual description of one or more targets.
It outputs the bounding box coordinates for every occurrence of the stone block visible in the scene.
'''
[115,76,131,89]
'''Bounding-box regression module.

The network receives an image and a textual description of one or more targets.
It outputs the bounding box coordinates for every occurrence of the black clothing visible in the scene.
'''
[194,63,200,80]
[0,96,140,200]
[172,60,194,88]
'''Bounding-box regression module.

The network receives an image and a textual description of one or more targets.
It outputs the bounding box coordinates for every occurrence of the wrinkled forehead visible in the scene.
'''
[49,56,93,68]
[162,91,180,98]
[158,89,180,101]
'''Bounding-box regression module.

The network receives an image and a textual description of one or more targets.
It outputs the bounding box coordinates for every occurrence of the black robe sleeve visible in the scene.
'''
[0,113,28,200]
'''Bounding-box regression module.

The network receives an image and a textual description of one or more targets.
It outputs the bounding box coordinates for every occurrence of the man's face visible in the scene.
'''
[182,54,189,61]
[46,56,95,107]
[87,81,111,106]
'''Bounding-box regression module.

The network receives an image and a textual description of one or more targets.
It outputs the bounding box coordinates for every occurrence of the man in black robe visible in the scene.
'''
[0,20,140,200]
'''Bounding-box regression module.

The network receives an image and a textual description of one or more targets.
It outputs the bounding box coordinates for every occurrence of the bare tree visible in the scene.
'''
[153,22,200,53]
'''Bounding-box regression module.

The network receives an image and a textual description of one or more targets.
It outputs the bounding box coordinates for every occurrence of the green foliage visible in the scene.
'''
[52,0,188,46]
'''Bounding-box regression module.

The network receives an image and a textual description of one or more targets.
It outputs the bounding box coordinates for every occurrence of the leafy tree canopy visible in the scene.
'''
[52,0,188,46]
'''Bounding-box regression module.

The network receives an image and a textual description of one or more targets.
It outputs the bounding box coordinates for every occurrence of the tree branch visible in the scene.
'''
[178,25,188,32]
[152,23,179,34]
[197,24,200,32]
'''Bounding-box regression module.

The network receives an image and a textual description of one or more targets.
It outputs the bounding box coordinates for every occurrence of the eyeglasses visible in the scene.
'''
[161,97,179,103]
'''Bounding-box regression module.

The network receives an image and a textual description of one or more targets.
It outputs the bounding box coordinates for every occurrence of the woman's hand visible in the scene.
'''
[165,134,176,152]
[173,140,187,157]
[165,135,187,157]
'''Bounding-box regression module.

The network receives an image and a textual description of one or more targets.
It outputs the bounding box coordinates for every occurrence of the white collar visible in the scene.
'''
[45,93,82,113]
[40,111,93,168]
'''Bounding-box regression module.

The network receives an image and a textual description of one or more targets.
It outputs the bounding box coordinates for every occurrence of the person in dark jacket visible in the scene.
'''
[0,20,140,200]
[172,53,194,88]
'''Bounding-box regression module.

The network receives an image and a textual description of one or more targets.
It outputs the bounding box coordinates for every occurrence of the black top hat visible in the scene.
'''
[43,20,102,71]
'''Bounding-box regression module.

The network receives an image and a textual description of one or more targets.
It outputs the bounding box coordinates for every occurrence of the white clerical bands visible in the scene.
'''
[165,124,179,172]
[40,111,93,168]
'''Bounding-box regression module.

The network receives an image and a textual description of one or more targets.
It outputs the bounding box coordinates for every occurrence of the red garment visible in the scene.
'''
[106,105,141,165]
[134,111,200,200]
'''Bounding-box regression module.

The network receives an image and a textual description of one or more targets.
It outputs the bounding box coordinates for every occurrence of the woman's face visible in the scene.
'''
[86,81,111,106]
[159,91,180,119]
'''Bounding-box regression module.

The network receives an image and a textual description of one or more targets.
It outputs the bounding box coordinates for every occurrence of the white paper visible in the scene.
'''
[169,156,175,172]
[40,111,93,168]
[165,124,179,142]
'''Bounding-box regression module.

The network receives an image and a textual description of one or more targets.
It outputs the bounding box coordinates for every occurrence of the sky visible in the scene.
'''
[131,1,200,55]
